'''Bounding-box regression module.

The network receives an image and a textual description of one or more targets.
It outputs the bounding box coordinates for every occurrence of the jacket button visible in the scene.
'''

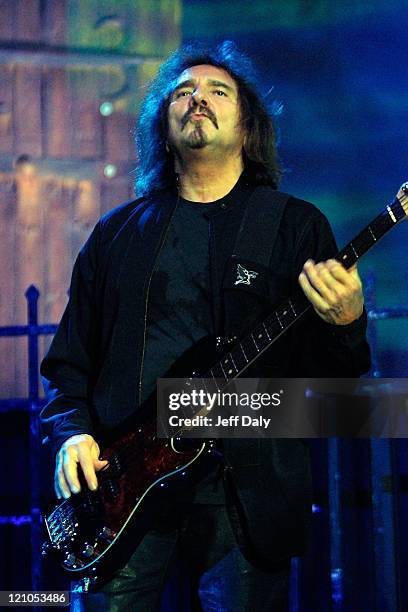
[220,203,227,209]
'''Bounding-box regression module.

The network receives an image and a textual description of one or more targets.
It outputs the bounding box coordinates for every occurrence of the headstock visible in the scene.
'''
[396,182,408,216]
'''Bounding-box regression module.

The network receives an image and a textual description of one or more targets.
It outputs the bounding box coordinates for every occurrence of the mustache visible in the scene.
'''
[181,106,218,130]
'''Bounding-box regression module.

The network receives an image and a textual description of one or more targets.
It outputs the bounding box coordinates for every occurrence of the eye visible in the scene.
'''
[213,90,227,96]
[175,90,192,99]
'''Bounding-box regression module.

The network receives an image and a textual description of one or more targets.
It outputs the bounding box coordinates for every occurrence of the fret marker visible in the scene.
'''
[387,205,397,223]
[251,334,260,351]
[289,300,297,317]
[368,226,377,241]
[350,242,359,259]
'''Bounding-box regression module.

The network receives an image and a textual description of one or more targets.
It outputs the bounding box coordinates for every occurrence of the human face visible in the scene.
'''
[167,64,245,158]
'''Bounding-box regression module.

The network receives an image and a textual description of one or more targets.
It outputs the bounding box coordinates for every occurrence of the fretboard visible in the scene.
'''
[336,197,406,268]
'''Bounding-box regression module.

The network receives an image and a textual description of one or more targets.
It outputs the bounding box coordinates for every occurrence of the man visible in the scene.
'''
[40,41,370,611]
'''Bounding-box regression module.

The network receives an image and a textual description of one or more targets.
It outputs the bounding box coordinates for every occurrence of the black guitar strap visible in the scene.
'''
[222,187,290,336]
[232,187,290,265]
[221,188,290,567]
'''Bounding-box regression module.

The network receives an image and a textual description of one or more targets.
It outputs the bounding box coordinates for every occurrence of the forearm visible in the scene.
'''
[293,308,371,377]
[40,224,101,458]
[40,374,95,460]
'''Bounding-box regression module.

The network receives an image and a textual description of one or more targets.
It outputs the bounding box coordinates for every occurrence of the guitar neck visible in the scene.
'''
[202,194,408,387]
[335,196,406,269]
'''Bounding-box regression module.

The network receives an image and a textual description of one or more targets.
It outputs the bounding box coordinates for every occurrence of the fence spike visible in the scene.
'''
[25,284,40,300]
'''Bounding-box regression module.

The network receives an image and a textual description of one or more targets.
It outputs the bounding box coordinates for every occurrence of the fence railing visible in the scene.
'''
[0,285,57,593]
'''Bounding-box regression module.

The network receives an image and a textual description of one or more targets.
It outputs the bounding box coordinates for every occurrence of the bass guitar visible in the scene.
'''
[42,183,408,590]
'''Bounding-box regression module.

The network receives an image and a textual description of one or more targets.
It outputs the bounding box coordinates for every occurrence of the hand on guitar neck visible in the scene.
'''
[298,181,408,326]
[54,433,108,499]
[298,258,364,326]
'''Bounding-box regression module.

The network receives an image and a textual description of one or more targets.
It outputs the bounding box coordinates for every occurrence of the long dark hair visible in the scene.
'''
[135,41,282,197]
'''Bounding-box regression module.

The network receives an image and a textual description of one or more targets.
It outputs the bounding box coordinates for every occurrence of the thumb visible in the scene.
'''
[349,265,362,284]
[90,443,109,468]
[94,457,109,471]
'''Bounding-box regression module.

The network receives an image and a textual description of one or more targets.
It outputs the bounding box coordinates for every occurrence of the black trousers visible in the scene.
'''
[70,503,291,612]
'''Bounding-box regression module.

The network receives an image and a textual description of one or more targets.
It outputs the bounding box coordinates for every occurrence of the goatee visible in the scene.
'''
[187,126,208,149]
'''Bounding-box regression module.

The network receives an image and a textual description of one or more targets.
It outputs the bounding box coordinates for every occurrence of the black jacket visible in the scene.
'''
[40,185,370,562]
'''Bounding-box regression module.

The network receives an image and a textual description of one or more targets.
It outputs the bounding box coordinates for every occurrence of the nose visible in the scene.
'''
[190,89,207,107]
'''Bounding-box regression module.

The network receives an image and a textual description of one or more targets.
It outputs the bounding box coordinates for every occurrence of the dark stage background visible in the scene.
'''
[0,1,407,610]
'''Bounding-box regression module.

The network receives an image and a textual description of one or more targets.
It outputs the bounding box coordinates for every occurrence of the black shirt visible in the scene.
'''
[142,180,252,501]
[142,198,217,402]
[142,177,251,402]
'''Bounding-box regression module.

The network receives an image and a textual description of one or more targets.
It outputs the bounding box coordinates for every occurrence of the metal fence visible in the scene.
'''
[0,286,57,593]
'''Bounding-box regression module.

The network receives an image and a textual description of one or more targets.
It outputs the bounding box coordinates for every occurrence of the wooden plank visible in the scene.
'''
[70,69,103,160]
[15,0,40,42]
[0,0,15,41]
[98,65,140,162]
[38,178,82,402]
[43,0,68,45]
[14,161,44,397]
[104,111,135,163]
[70,179,101,260]
[41,178,75,325]
[0,174,17,398]
[101,176,134,216]
[39,176,100,397]
[14,66,42,157]
[43,67,72,159]
[0,65,14,155]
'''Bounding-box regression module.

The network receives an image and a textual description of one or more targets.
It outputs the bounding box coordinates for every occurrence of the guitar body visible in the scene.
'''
[43,336,224,587]
[44,422,222,586]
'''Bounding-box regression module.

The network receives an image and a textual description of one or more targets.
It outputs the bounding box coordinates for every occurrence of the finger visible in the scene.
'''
[95,458,109,472]
[55,458,72,499]
[304,260,360,308]
[54,461,62,499]
[325,259,349,282]
[78,456,99,491]
[78,444,107,490]
[348,266,363,286]
[298,270,331,313]
[88,440,109,470]
[62,449,82,494]
[301,262,339,305]
[58,471,71,499]
[89,441,109,473]
[325,260,361,289]
[54,475,63,500]
[312,262,343,301]
[54,481,60,499]
[327,261,363,293]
